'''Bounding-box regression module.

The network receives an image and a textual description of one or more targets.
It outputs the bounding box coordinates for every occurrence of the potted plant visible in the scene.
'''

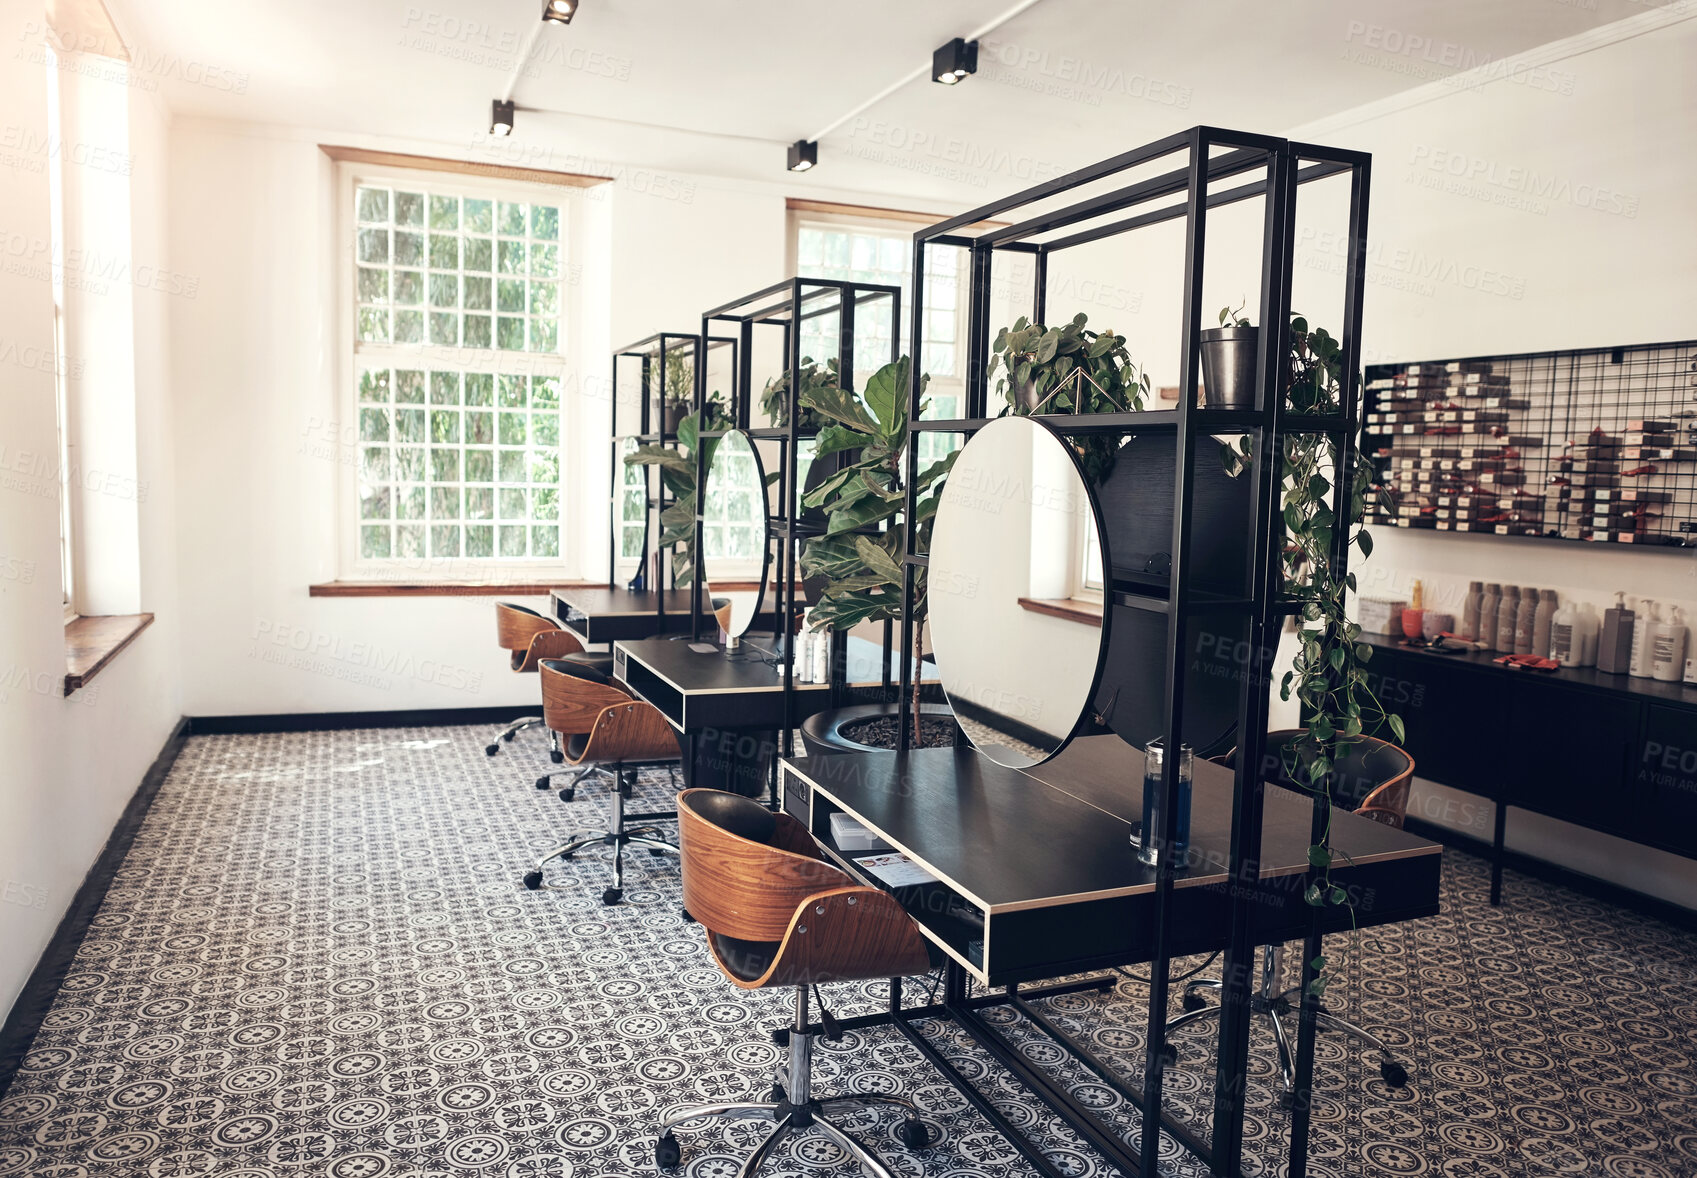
[623,396,731,587]
[658,346,696,435]
[796,356,958,747]
[1199,301,1258,409]
[760,356,838,430]
[989,312,1150,485]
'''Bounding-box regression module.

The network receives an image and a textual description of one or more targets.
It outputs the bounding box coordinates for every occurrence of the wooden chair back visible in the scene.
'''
[677,788,849,943]
[1224,730,1415,828]
[539,660,631,738]
[515,628,585,672]
[575,700,681,766]
[496,602,558,669]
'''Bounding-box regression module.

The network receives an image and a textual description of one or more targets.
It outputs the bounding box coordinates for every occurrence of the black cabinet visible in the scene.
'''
[1637,705,1697,859]
[1359,637,1697,905]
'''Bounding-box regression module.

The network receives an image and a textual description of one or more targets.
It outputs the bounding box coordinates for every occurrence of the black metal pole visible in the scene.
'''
[1139,127,1208,1177]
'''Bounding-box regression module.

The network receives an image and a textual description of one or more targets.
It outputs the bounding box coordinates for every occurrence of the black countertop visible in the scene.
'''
[1361,633,1697,710]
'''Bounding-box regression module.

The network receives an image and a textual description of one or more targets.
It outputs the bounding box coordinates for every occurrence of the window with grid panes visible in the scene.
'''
[793,218,965,469]
[617,437,647,562]
[350,177,568,566]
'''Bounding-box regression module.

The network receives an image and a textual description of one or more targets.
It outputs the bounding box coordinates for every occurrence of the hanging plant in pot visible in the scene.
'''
[1271,314,1404,999]
[795,356,959,748]
[989,312,1151,484]
[1199,301,1259,409]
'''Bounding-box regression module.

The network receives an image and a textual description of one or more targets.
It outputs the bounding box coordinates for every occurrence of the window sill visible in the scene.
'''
[65,613,155,696]
[309,581,601,598]
[1016,596,1103,627]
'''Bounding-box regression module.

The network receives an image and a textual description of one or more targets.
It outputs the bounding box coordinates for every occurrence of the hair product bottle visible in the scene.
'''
[1575,604,1600,667]
[1533,589,1559,658]
[1630,599,1659,678]
[1515,589,1539,655]
[1598,592,1635,673]
[1495,586,1521,652]
[1461,581,1485,642]
[1550,599,1579,665]
[1479,583,1500,646]
[1652,606,1688,683]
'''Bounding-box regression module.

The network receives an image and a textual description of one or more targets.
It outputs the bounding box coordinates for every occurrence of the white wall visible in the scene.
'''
[1289,16,1697,905]
[0,6,183,1023]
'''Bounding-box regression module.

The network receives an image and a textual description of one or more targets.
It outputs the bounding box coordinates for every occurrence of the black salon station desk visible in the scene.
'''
[770,735,1441,1177]
[550,586,700,645]
[788,734,1442,987]
[612,634,939,732]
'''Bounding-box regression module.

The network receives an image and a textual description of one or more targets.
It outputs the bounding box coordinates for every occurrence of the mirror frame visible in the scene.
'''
[701,427,772,641]
[928,415,1113,768]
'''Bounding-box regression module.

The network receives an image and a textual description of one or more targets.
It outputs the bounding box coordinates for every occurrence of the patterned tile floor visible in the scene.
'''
[1,725,1695,1177]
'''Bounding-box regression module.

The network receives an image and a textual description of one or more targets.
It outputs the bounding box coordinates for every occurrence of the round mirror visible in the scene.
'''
[617,441,651,584]
[928,416,1109,767]
[700,429,771,641]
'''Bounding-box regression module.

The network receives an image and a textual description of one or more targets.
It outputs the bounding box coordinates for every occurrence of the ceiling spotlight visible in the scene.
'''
[932,36,978,85]
[787,139,817,173]
[541,0,575,23]
[491,99,515,137]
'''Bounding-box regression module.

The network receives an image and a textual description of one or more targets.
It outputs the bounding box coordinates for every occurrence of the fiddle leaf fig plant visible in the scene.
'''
[990,313,1150,484]
[622,399,732,587]
[798,356,958,739]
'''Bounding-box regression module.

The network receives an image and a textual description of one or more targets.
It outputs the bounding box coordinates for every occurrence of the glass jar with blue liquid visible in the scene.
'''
[1136,739,1193,868]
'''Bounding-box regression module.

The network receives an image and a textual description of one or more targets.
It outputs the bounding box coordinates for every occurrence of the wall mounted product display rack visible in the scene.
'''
[1365,339,1697,547]
[898,127,1371,1178]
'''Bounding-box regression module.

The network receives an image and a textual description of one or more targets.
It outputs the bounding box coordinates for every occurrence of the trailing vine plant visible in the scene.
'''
[796,357,958,741]
[989,313,1150,484]
[1275,314,1403,999]
[622,397,732,587]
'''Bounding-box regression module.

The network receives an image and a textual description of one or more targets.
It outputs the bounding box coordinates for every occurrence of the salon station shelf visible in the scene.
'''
[613,634,939,733]
[789,735,1441,988]
[1359,633,1697,896]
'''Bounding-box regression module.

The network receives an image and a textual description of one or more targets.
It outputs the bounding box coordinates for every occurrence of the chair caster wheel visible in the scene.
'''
[648,848,665,857]
[558,788,575,802]
[1380,1059,1408,1088]
[522,871,543,890]
[1181,991,1208,1012]
[602,887,623,906]
[769,1083,786,1103]
[550,750,564,763]
[681,908,696,924]
[503,731,516,742]
[897,1117,931,1150]
[654,1131,681,1170]
[534,776,551,790]
[1157,1043,1177,1067]
[485,744,500,756]
[1279,1090,1297,1111]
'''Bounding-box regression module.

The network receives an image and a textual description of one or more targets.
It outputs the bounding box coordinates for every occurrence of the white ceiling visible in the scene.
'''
[110,0,1666,206]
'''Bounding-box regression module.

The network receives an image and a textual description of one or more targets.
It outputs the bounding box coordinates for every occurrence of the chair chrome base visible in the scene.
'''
[655,989,929,1176]
[523,764,679,904]
[485,715,544,756]
[1166,945,1410,1094]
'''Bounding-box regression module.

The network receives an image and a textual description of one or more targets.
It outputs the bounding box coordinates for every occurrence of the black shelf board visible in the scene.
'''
[907,410,1352,435]
[1362,633,1697,710]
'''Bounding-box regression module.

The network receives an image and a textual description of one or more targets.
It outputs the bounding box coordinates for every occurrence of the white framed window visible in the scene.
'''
[788,209,968,471]
[44,44,75,618]
[338,164,574,576]
[1077,515,1104,599]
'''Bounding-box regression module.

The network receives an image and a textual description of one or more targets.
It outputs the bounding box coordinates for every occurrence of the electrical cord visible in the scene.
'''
[1114,950,1221,987]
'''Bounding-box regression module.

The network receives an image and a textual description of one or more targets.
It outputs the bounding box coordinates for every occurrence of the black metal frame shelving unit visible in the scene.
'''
[895,126,1372,1177]
[610,331,737,630]
[690,277,904,746]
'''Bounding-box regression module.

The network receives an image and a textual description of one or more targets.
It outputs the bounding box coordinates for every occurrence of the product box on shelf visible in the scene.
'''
[1359,595,1409,635]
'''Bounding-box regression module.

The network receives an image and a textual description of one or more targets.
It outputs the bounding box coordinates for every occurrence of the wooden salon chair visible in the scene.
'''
[521,656,681,905]
[652,788,933,1176]
[1166,730,1416,1095]
[489,601,601,759]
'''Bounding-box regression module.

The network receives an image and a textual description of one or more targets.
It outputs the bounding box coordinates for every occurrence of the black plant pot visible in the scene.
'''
[662,401,689,435]
[1199,325,1258,409]
[799,702,957,758]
